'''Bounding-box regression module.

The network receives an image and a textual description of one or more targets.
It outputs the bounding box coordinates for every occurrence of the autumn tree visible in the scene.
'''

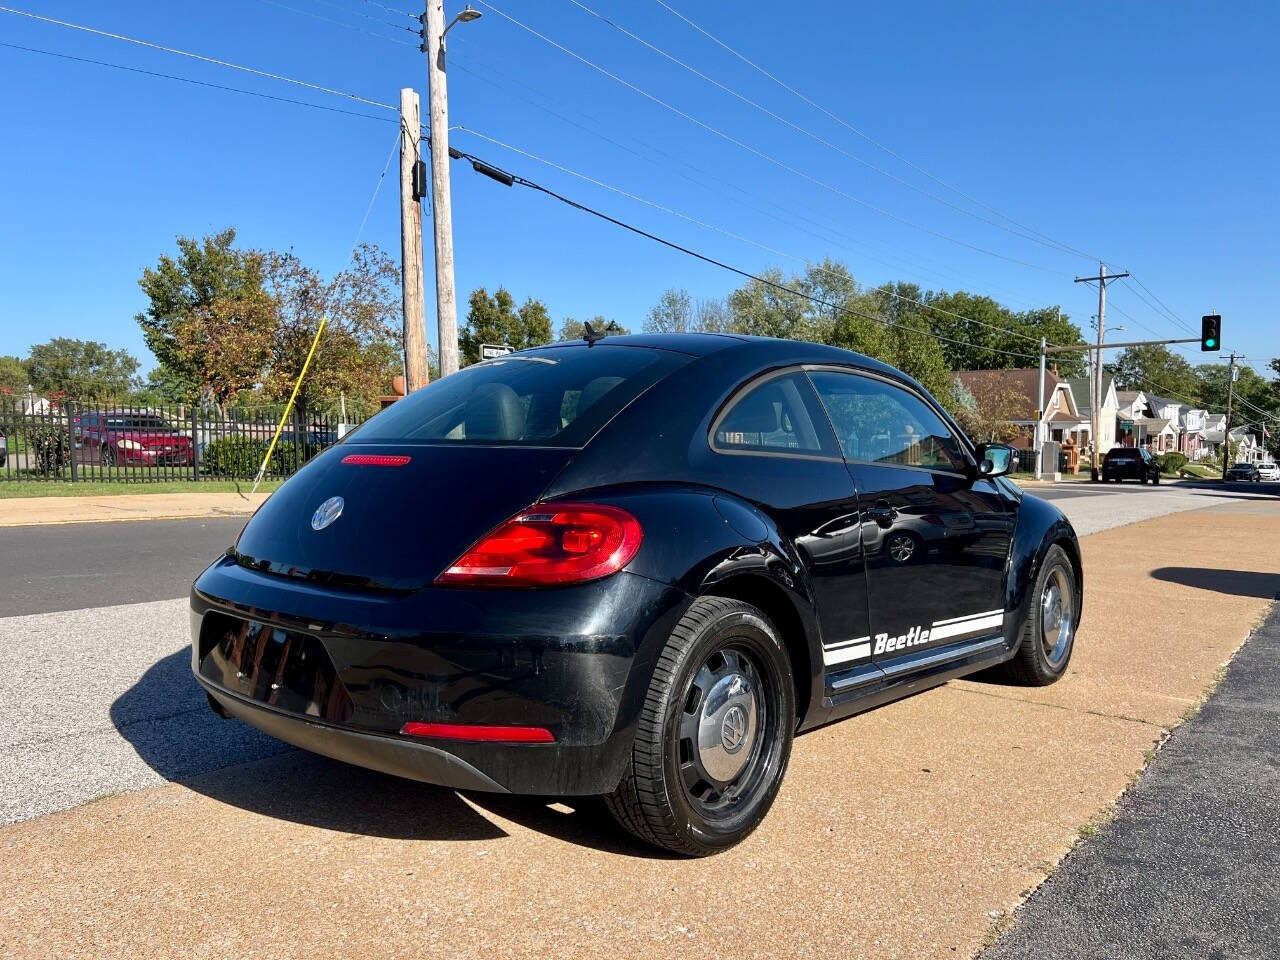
[25,338,141,400]
[952,379,1026,443]
[262,244,401,420]
[136,229,274,406]
[459,287,553,364]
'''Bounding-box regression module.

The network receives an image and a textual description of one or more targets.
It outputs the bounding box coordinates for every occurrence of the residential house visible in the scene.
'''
[1200,413,1227,461]
[1114,390,1186,453]
[1178,406,1208,460]
[1065,376,1118,453]
[953,368,1082,460]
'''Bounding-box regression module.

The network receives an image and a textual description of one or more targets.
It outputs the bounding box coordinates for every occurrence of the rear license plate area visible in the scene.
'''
[199,615,353,723]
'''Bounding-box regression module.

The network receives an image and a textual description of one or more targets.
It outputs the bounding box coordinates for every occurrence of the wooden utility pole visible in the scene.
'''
[423,0,460,376]
[1075,263,1128,480]
[398,89,429,392]
[1222,352,1238,480]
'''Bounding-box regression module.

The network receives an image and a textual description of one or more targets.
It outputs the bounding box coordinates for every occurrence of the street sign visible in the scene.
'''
[1119,419,1134,429]
[480,343,514,360]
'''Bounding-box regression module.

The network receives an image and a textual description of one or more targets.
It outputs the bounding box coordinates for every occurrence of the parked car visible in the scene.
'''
[1102,446,1162,484]
[191,334,1082,855]
[0,433,6,468]
[1257,461,1279,482]
[77,411,194,467]
[1226,462,1261,482]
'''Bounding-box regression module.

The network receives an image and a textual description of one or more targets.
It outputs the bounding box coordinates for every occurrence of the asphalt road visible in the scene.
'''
[985,599,1280,960]
[0,516,243,617]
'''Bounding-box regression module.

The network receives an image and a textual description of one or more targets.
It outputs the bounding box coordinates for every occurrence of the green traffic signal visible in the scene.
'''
[1201,314,1221,351]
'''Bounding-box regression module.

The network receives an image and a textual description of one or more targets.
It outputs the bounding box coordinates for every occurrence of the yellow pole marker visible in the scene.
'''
[250,315,327,497]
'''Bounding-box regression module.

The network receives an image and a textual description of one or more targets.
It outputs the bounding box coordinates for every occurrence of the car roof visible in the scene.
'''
[532,333,905,378]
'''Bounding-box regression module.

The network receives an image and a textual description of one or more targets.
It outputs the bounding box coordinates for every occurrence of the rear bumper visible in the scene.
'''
[190,556,693,795]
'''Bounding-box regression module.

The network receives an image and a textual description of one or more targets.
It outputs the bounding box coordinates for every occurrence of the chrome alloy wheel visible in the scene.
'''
[1040,565,1074,666]
[887,534,916,563]
[676,646,767,816]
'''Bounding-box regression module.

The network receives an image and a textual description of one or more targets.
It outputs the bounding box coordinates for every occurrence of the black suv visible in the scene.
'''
[1102,446,1161,484]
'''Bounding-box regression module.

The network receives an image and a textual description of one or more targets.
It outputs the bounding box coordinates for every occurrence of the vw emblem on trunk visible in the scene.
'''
[310,496,345,531]
[720,705,748,753]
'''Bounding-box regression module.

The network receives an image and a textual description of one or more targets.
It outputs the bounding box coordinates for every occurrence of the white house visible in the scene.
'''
[1065,376,1118,454]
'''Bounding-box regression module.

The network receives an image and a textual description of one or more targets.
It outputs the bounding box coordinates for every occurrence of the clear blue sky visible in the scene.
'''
[1,0,1275,382]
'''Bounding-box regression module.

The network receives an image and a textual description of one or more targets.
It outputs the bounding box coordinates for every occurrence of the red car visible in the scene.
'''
[77,410,194,467]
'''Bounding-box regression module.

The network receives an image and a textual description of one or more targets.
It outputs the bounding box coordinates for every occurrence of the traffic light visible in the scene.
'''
[1201,314,1221,351]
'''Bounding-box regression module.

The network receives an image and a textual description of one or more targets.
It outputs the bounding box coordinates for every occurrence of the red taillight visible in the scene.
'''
[435,502,643,588]
[341,454,411,467]
[401,722,555,743]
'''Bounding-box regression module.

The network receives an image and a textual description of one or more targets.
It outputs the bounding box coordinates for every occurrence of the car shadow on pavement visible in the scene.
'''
[1150,567,1280,599]
[111,650,665,855]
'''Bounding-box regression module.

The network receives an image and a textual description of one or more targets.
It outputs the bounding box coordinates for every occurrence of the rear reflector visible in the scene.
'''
[435,502,643,588]
[400,722,555,743]
[341,454,411,467]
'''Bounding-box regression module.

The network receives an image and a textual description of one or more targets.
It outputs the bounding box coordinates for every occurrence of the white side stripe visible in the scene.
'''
[823,634,870,651]
[928,612,1005,642]
[823,641,872,666]
[931,608,1004,627]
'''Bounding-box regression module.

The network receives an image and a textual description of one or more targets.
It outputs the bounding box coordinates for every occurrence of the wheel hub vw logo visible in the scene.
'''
[310,496,345,531]
[720,705,748,753]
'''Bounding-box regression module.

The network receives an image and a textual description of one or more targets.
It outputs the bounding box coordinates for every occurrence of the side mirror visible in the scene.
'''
[974,443,1015,479]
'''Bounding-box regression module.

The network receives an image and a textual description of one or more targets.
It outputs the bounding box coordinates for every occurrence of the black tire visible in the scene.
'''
[1152,473,1161,485]
[605,596,795,857]
[101,445,116,467]
[995,544,1078,686]
[1140,475,1148,485]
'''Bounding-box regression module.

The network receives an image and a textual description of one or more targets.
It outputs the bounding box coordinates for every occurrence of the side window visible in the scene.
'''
[808,370,968,473]
[712,371,836,456]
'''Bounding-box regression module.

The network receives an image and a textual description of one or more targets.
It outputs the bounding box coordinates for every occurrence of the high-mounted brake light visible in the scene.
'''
[400,722,555,743]
[341,454,411,467]
[435,502,643,587]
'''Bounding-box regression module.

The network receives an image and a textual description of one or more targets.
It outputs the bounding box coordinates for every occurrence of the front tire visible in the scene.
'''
[996,544,1079,686]
[605,596,795,857]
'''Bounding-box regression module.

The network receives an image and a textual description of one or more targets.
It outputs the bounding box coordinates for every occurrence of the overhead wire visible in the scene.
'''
[254,0,417,44]
[448,145,1044,364]
[0,40,396,121]
[470,0,1064,275]
[0,4,396,111]
[649,0,1103,264]
[566,0,1095,263]
[456,126,1048,349]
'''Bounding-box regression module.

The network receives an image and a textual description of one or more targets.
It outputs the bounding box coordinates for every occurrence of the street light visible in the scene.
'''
[444,5,482,35]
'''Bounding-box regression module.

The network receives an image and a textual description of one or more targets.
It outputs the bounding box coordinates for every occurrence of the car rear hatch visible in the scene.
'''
[233,443,575,591]
[232,343,691,592]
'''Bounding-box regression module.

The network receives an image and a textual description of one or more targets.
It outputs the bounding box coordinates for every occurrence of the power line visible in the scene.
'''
[0,4,395,112]
[450,56,1045,310]
[0,40,395,122]
[254,0,417,44]
[470,0,1063,275]
[359,0,419,20]
[650,0,1103,265]
[1129,274,1195,334]
[567,0,1096,264]
[309,0,419,31]
[448,144,1043,364]
[456,125,1048,349]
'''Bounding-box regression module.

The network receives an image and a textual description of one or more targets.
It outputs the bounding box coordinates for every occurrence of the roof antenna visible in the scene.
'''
[582,320,620,345]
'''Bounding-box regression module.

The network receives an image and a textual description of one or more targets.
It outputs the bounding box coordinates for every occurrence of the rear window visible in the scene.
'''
[104,415,175,431]
[351,345,688,447]
[1106,449,1139,461]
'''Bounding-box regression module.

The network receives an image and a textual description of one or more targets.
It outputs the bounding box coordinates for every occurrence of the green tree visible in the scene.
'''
[262,244,401,420]
[0,355,27,396]
[1011,307,1086,378]
[559,316,630,341]
[1195,363,1274,415]
[459,287,553,364]
[136,228,273,406]
[1106,344,1199,400]
[25,338,140,399]
[644,288,694,333]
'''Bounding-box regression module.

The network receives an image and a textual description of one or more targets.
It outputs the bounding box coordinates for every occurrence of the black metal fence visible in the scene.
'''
[0,397,365,484]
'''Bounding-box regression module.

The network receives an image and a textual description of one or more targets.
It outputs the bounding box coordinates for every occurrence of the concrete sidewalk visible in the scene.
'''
[0,491,269,526]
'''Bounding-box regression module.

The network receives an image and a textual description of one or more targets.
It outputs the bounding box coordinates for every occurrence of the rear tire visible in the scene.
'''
[995,544,1078,686]
[605,596,795,857]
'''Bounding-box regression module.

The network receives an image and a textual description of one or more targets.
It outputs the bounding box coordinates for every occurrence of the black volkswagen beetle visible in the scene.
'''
[192,334,1082,855]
